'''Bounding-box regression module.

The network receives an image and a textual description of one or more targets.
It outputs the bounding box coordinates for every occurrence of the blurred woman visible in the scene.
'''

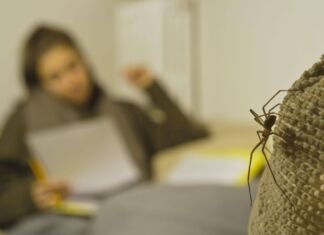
[0,25,208,229]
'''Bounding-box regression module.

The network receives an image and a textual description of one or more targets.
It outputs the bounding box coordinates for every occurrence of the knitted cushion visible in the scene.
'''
[249,59,324,234]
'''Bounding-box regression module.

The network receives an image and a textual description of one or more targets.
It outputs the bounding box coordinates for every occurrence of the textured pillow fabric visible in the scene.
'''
[249,59,324,234]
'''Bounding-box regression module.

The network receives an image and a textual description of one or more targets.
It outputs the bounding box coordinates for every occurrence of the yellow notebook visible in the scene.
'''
[166,148,265,186]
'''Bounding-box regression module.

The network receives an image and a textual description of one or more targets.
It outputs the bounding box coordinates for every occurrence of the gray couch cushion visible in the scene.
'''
[6,184,255,235]
[91,184,252,235]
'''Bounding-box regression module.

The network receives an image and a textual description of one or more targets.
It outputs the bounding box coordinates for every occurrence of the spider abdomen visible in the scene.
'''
[264,115,277,129]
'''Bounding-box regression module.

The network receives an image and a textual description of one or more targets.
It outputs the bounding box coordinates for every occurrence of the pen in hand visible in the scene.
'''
[29,159,69,210]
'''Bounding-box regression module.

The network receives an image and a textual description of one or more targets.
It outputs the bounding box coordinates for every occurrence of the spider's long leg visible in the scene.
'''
[268,103,281,114]
[262,89,301,116]
[248,137,264,206]
[261,140,294,207]
[262,90,291,116]
[257,131,271,155]
[270,132,288,144]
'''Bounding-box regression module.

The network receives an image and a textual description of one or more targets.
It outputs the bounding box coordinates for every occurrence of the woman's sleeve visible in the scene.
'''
[141,81,209,152]
[0,104,37,228]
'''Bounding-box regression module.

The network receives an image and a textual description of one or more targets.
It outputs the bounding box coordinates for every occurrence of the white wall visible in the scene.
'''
[0,0,114,126]
[199,0,324,122]
[112,0,195,114]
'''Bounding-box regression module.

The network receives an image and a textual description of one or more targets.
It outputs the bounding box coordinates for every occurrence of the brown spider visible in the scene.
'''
[248,89,299,207]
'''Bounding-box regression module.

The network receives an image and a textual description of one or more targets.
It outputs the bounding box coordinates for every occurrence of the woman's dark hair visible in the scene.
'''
[22,25,83,90]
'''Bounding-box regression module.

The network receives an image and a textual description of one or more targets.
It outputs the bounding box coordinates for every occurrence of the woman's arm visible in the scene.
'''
[143,81,209,151]
[122,65,209,153]
[0,104,38,228]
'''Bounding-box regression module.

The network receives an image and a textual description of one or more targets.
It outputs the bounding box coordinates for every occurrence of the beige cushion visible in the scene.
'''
[249,61,324,234]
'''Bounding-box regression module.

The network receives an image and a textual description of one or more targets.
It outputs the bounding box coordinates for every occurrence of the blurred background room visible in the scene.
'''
[1,0,324,124]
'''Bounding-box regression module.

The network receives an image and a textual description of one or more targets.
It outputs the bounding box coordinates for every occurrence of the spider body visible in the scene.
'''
[263,115,276,130]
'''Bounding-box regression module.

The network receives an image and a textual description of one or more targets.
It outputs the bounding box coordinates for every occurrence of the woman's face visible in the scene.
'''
[37,44,92,105]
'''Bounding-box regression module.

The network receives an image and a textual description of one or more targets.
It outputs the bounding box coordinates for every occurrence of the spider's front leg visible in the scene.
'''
[262,90,290,116]
[262,89,302,116]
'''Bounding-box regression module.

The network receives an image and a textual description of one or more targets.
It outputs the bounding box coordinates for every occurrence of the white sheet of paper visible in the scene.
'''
[27,116,140,195]
[166,154,246,185]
